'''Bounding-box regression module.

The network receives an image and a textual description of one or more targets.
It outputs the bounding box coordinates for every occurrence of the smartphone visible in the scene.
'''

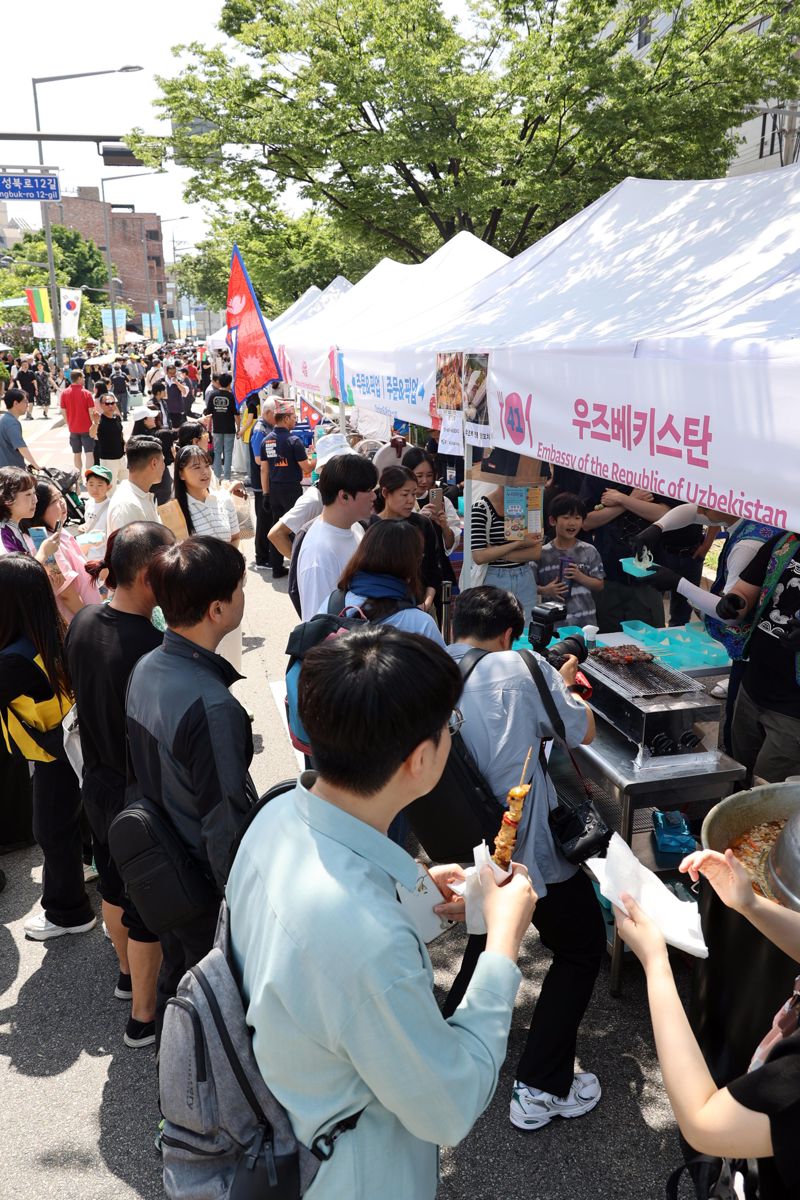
[28,526,48,551]
[54,519,63,534]
[429,486,444,514]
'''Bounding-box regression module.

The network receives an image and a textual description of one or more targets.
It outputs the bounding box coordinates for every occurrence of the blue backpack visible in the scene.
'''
[284,590,414,755]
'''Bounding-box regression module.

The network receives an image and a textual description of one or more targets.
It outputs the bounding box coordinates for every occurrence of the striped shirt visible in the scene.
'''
[186,491,239,541]
[470,497,515,568]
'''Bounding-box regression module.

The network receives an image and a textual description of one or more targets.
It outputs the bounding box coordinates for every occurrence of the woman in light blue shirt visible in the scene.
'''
[319,520,447,648]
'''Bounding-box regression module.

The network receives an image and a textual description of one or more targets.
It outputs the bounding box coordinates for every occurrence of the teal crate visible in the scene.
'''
[620,620,656,640]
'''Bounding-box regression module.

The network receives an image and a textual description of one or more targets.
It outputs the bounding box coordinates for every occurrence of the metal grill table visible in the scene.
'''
[585,654,706,697]
[548,721,746,994]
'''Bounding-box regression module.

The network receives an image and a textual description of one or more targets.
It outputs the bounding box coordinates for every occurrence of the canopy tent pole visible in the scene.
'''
[462,442,474,583]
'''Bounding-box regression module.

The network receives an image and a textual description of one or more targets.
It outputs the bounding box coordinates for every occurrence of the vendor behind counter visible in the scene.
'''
[579,476,705,633]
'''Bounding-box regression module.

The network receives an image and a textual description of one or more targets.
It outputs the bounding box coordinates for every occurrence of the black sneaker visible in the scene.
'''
[114,971,133,1000]
[124,1017,156,1048]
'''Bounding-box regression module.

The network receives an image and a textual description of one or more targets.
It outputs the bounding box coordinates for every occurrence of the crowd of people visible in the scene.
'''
[0,340,798,1199]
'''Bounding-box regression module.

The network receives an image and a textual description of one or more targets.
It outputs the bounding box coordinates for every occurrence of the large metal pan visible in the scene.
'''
[701,781,800,907]
[691,782,800,1084]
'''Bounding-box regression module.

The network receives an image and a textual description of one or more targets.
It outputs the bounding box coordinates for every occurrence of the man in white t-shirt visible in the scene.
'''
[268,433,361,563]
[107,436,165,534]
[295,455,378,619]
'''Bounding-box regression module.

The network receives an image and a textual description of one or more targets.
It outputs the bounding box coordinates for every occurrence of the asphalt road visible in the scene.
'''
[0,414,690,1199]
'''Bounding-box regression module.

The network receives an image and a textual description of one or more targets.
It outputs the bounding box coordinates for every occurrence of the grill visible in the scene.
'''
[584,655,705,698]
[582,651,719,756]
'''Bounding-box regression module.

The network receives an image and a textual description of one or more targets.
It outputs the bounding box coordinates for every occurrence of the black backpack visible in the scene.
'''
[286,525,312,618]
[406,649,505,862]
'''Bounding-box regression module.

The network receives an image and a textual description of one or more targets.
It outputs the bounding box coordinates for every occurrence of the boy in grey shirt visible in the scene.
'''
[536,492,604,628]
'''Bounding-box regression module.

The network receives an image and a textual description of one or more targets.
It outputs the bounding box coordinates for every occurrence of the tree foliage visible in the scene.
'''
[135,0,800,268]
[175,208,387,314]
[0,226,112,344]
[10,226,110,293]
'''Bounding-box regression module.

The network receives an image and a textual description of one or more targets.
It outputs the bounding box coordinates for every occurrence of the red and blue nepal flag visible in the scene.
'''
[226,244,282,410]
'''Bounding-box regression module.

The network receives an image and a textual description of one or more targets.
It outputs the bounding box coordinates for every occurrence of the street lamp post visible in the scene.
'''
[140,226,154,340]
[31,67,142,365]
[162,216,189,339]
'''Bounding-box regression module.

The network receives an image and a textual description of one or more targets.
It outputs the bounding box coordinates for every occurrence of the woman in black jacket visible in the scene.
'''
[372,466,442,619]
[0,554,94,940]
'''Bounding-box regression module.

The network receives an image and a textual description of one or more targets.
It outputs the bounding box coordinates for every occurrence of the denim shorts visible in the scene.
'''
[484,563,538,626]
[69,431,96,453]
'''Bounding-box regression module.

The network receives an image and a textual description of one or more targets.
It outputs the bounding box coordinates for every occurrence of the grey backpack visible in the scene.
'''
[159,895,362,1199]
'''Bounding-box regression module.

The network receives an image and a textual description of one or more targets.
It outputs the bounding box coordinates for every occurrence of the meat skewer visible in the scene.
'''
[590,645,654,667]
[492,748,532,871]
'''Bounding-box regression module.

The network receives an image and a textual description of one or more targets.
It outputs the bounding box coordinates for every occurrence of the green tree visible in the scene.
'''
[11,226,109,292]
[135,0,800,261]
[175,208,385,314]
[1,226,114,345]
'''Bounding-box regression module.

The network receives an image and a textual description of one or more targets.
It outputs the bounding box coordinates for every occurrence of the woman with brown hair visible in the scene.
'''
[373,465,442,616]
[328,520,445,646]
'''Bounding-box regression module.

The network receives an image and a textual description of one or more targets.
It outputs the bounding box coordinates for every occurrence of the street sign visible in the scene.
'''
[0,170,60,201]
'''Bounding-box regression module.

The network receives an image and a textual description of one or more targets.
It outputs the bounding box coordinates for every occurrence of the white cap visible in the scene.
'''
[130,404,158,423]
[315,432,357,466]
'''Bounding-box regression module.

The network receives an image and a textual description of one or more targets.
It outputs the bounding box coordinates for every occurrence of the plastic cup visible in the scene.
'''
[582,624,599,648]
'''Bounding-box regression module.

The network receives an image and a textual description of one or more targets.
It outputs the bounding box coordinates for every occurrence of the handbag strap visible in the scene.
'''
[517,649,593,800]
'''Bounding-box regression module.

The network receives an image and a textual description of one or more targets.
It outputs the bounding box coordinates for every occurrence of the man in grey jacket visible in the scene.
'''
[126,535,254,1037]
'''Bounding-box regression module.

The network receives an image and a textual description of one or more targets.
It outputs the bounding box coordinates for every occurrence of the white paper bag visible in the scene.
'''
[451,841,511,935]
[587,833,708,958]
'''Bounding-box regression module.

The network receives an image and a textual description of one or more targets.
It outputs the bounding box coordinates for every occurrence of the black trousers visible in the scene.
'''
[723,657,747,757]
[443,868,605,1097]
[267,481,302,572]
[156,901,220,1045]
[32,759,94,928]
[254,489,270,566]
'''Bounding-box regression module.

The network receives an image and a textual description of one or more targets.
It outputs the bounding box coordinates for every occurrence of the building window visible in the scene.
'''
[156,281,164,295]
[146,229,160,241]
[636,16,652,49]
[149,255,162,267]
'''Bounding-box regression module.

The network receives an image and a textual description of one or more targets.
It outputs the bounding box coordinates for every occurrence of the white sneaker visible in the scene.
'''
[23,912,97,941]
[510,1072,602,1131]
[710,678,729,699]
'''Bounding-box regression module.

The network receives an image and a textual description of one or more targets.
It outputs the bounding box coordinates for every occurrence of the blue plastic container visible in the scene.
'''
[620,555,657,578]
[620,620,656,641]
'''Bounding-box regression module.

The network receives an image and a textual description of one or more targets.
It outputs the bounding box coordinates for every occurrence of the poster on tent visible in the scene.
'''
[462,353,491,447]
[435,352,464,413]
[438,410,464,458]
[490,350,798,532]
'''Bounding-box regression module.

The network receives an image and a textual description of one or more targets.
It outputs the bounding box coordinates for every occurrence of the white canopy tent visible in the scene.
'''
[280,232,509,402]
[205,286,322,351]
[206,275,353,354]
[342,168,800,531]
